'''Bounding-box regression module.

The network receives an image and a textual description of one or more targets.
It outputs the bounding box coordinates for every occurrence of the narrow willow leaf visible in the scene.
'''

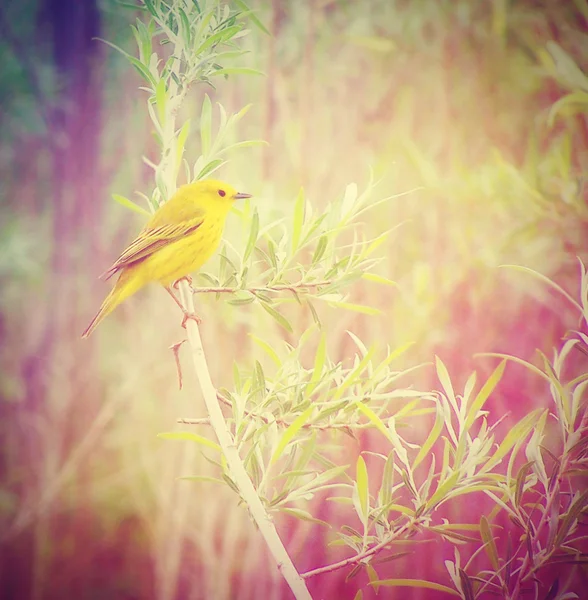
[475,352,551,383]
[157,432,221,452]
[353,591,363,600]
[514,461,535,507]
[553,490,588,549]
[305,333,326,399]
[312,235,328,264]
[154,77,167,126]
[194,25,242,56]
[464,360,506,431]
[386,503,414,516]
[249,334,281,367]
[292,188,305,253]
[366,564,379,586]
[362,273,399,287]
[480,515,500,570]
[260,301,293,333]
[307,299,321,326]
[219,139,269,154]
[355,403,395,446]
[378,452,395,507]
[346,564,362,583]
[372,579,460,596]
[327,301,381,316]
[270,406,313,464]
[426,471,460,510]
[234,0,270,35]
[278,507,330,527]
[227,295,256,306]
[200,94,212,156]
[196,158,226,180]
[458,569,475,600]
[435,356,457,412]
[356,455,369,523]
[482,409,544,472]
[413,404,444,469]
[333,347,376,401]
[243,209,259,261]
[210,66,264,77]
[176,118,191,164]
[112,193,151,216]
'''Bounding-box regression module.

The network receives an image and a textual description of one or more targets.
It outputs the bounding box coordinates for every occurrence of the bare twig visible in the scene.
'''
[302,520,415,579]
[190,280,332,294]
[169,340,187,390]
[178,282,313,600]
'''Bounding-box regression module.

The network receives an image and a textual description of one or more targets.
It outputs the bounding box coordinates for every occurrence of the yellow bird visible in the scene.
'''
[82,179,251,338]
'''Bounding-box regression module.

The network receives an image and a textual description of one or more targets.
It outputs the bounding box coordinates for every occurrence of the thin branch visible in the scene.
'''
[179,282,312,600]
[190,280,332,294]
[302,520,415,579]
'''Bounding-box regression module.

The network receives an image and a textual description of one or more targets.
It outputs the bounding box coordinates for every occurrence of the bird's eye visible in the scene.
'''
[218,189,226,197]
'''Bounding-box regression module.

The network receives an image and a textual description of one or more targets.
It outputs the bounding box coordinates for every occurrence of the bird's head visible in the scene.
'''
[184,179,252,214]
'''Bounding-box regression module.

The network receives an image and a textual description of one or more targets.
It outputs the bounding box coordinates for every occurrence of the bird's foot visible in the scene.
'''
[181,310,202,329]
[172,275,194,292]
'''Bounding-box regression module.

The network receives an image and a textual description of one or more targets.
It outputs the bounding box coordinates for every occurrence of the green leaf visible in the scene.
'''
[200,94,212,156]
[210,67,265,77]
[292,188,305,253]
[356,455,369,522]
[482,409,545,472]
[514,461,535,507]
[154,76,167,126]
[271,406,313,464]
[178,7,192,46]
[259,301,293,333]
[413,404,444,469]
[553,489,588,549]
[312,235,328,265]
[326,301,381,316]
[464,360,506,431]
[234,0,271,35]
[97,38,158,87]
[305,333,327,399]
[243,208,259,261]
[196,158,226,180]
[249,334,281,367]
[355,402,393,442]
[435,356,456,411]
[426,471,460,510]
[362,273,398,287]
[176,119,191,165]
[333,347,376,401]
[157,432,221,452]
[278,507,330,527]
[194,26,242,56]
[480,515,500,570]
[112,193,151,216]
[458,569,475,600]
[372,579,460,596]
[378,452,395,506]
[219,139,269,154]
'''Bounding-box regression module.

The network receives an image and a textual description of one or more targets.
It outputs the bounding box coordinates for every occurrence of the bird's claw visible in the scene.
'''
[172,276,194,292]
[181,310,202,329]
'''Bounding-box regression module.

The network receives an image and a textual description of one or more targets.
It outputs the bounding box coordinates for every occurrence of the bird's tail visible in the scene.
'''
[82,268,144,338]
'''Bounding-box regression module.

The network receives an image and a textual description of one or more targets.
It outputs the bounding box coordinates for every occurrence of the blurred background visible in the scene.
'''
[0,0,587,598]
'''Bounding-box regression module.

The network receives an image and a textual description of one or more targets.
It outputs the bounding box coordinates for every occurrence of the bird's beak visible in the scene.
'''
[234,192,252,199]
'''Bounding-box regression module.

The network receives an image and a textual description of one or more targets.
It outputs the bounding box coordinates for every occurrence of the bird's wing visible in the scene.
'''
[100,212,205,280]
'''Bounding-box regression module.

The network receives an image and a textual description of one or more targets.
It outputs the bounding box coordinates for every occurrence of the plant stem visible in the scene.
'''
[178,282,313,600]
[190,280,332,294]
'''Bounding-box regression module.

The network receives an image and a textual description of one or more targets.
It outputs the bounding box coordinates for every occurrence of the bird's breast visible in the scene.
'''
[143,220,223,286]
